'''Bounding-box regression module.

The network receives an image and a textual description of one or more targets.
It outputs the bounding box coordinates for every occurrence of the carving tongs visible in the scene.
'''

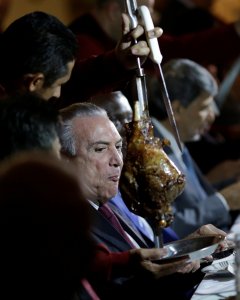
[124,0,182,152]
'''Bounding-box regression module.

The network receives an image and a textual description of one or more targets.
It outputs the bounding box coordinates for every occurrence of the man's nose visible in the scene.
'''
[110,150,123,167]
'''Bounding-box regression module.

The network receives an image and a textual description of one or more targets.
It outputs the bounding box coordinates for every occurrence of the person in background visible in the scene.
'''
[154,0,240,170]
[187,72,240,178]
[148,58,240,238]
[0,151,97,300]
[0,10,162,107]
[68,0,240,86]
[0,93,61,161]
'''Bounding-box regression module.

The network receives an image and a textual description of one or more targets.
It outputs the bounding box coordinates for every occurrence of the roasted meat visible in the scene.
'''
[120,107,185,228]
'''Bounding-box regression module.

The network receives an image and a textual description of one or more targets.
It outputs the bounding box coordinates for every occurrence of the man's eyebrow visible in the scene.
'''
[116,138,123,144]
[89,141,109,147]
[89,138,123,147]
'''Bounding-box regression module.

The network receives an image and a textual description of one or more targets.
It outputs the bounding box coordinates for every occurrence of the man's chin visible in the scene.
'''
[107,189,119,200]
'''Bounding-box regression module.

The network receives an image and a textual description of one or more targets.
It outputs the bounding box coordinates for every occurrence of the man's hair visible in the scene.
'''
[0,11,78,90]
[59,102,108,157]
[0,93,60,160]
[148,58,218,119]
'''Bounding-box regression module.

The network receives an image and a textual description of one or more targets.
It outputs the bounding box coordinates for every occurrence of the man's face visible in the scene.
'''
[175,92,217,142]
[73,115,123,205]
[34,60,75,101]
[103,92,133,136]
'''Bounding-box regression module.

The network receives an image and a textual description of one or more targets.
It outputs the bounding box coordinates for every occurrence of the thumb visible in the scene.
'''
[140,248,168,260]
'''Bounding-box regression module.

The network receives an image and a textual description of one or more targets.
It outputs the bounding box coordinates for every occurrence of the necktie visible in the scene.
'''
[99,203,136,248]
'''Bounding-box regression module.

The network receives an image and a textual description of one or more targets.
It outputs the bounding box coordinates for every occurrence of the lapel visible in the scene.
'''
[112,209,154,248]
[89,205,132,252]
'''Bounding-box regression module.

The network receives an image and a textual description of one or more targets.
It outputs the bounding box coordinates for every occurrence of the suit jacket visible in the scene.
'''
[90,205,152,252]
[109,191,179,244]
[152,117,231,238]
[88,205,204,300]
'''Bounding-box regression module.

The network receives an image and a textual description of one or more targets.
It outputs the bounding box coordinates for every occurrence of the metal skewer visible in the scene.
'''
[124,0,182,248]
[157,63,182,152]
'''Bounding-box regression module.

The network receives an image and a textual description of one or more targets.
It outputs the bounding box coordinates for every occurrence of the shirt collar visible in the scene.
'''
[88,200,99,210]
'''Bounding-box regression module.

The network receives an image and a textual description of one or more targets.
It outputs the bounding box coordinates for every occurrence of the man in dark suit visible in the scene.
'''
[59,101,227,300]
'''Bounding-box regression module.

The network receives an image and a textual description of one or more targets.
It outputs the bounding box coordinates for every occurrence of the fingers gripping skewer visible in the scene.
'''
[138,5,182,152]
[125,1,182,151]
[124,0,149,119]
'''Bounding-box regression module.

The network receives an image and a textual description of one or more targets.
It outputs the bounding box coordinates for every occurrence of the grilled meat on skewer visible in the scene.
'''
[120,105,185,228]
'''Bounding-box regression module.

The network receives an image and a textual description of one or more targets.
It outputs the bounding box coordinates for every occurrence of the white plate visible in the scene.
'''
[153,235,220,263]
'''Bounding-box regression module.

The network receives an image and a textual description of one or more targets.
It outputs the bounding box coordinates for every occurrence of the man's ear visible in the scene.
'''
[23,73,45,92]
